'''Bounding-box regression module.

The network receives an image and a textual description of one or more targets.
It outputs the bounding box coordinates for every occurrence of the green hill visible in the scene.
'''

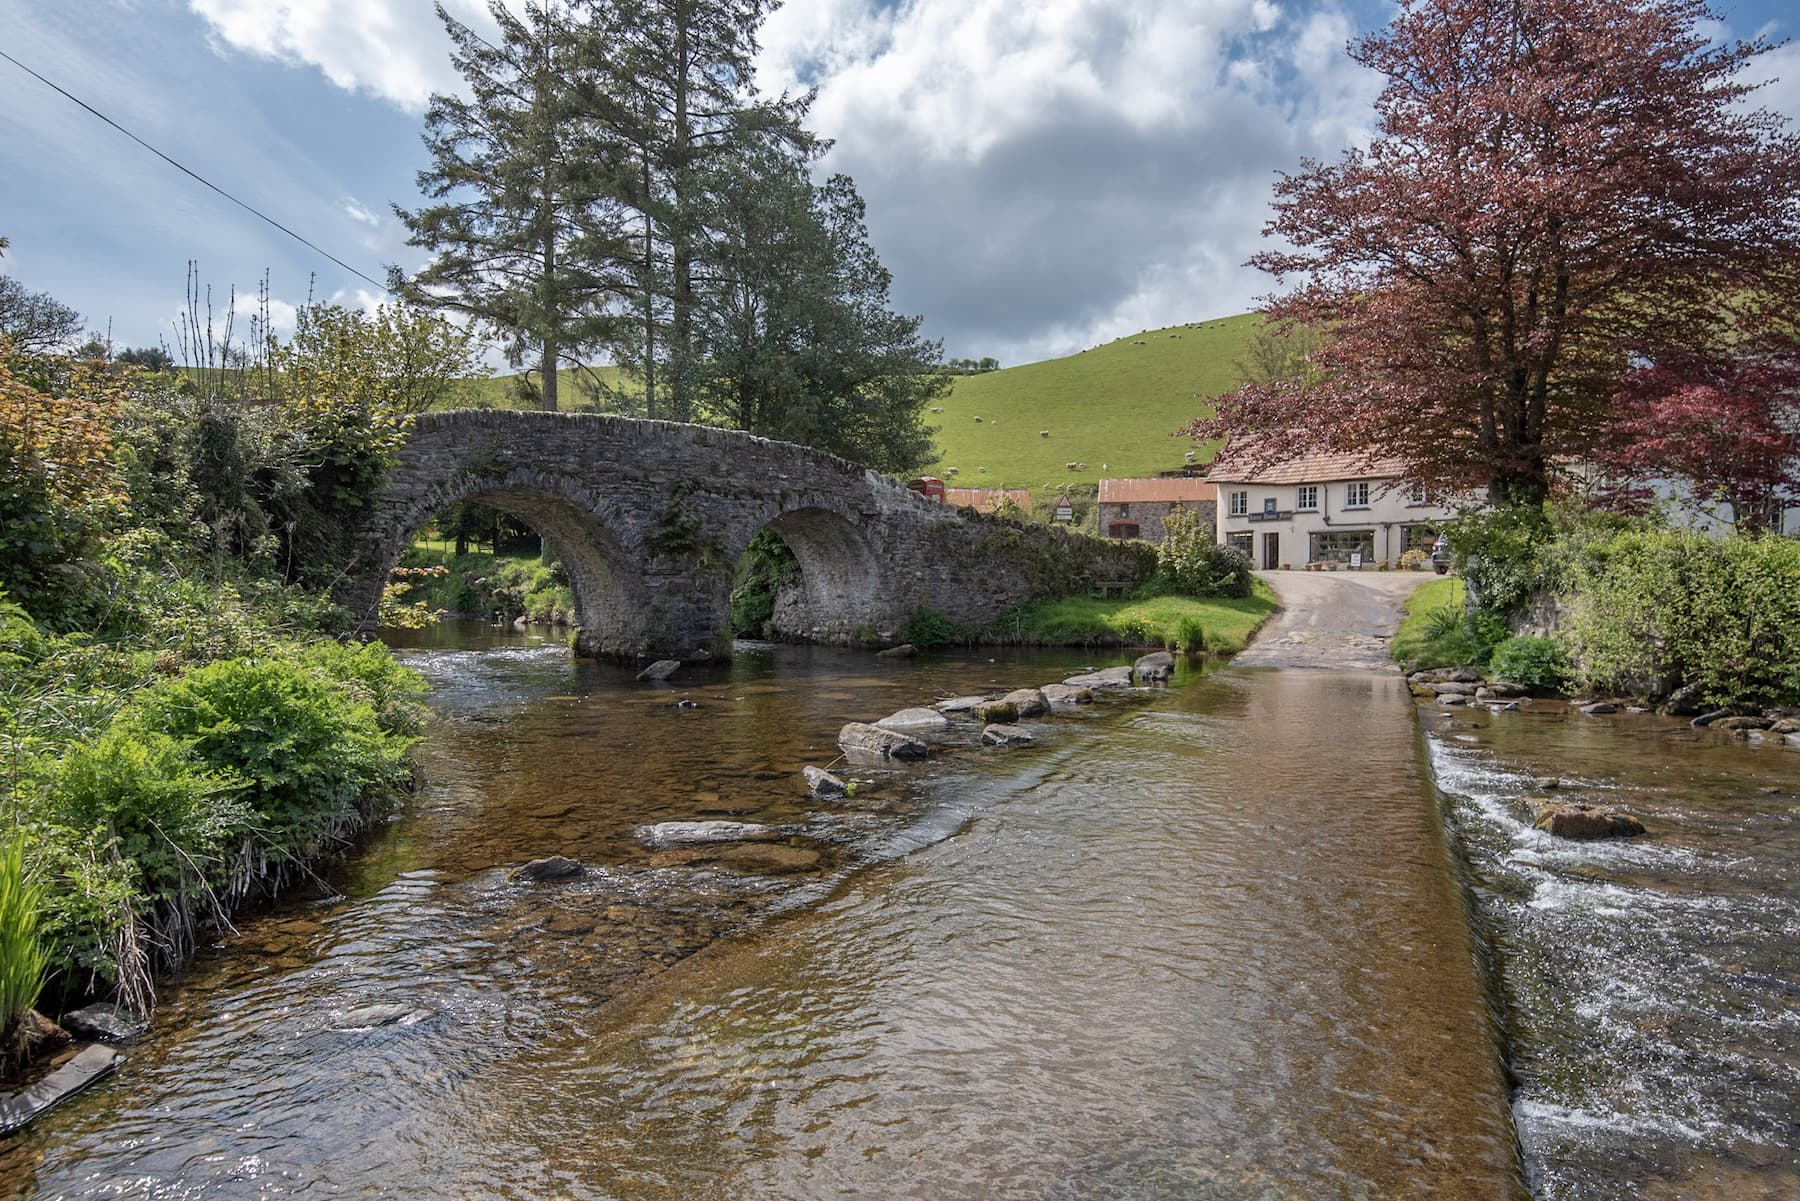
[925,313,1257,504]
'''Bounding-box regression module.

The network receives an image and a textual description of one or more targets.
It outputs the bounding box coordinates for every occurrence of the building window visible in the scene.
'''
[1114,502,1130,517]
[1310,529,1375,564]
[1228,532,1253,555]
[1344,481,1370,508]
[1229,491,1248,517]
[1296,485,1318,511]
[1407,483,1431,505]
[1108,522,1141,540]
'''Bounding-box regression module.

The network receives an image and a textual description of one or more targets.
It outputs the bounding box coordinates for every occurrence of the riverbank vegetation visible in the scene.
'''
[1399,508,1800,709]
[0,319,432,1050]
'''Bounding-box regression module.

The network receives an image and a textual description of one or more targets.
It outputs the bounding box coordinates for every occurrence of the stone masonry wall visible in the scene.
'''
[338,411,1157,660]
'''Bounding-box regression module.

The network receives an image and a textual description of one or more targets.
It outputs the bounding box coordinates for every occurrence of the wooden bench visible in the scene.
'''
[1092,579,1132,599]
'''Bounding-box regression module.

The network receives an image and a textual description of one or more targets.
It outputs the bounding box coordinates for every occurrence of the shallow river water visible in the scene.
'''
[6,627,1793,1198]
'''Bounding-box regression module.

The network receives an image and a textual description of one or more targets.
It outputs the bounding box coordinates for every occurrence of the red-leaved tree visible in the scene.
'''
[1596,350,1800,532]
[1183,0,1800,507]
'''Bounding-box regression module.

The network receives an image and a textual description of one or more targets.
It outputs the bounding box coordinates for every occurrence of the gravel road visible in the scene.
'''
[1234,570,1438,672]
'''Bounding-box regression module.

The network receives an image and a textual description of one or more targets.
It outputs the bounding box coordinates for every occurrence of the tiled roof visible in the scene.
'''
[1097,477,1218,503]
[943,487,1033,514]
[1205,445,1406,485]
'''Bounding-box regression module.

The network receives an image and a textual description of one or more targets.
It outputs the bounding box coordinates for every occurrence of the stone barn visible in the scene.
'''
[1097,478,1218,543]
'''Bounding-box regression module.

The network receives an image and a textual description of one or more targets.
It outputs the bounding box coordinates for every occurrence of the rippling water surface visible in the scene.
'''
[10,628,1521,1199]
[1422,702,1800,1200]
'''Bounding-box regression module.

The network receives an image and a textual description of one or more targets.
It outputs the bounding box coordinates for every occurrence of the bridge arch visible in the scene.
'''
[727,503,894,644]
[344,467,651,659]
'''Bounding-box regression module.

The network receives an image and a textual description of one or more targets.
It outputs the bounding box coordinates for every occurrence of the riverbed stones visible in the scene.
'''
[1064,666,1134,689]
[1533,802,1646,839]
[981,723,1036,747]
[1578,701,1620,715]
[638,820,781,847]
[1000,688,1050,717]
[1713,716,1773,731]
[0,1044,121,1135]
[837,722,930,761]
[876,707,950,733]
[1430,682,1479,696]
[976,700,1020,724]
[636,659,682,681]
[1436,694,1468,707]
[1691,708,1732,728]
[935,695,989,714]
[1477,682,1531,699]
[333,1003,433,1030]
[1133,651,1175,683]
[802,765,848,797]
[1410,666,1482,684]
[1534,778,1564,791]
[651,843,822,873]
[59,1003,148,1043]
[875,643,918,659]
[509,855,586,883]
[1041,683,1094,706]
[1660,681,1707,716]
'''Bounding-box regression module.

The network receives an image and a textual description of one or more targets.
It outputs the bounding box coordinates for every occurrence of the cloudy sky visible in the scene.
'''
[2,0,1796,366]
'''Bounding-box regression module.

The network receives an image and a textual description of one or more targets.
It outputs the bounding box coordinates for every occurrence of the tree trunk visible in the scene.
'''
[642,146,657,421]
[669,1,692,423]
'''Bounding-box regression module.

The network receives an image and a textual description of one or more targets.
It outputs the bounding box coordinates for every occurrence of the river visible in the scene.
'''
[4,625,1793,1198]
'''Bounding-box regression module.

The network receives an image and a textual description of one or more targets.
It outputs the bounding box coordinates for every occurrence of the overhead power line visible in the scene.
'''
[0,46,392,294]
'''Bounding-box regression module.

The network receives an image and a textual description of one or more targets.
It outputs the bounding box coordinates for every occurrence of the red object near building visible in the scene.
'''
[907,476,946,501]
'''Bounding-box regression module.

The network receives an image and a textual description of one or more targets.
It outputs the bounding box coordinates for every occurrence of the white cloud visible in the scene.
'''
[187,0,499,112]
[343,197,381,227]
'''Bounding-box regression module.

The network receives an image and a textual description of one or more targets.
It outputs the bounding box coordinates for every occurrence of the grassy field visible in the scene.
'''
[462,365,638,411]
[924,313,1260,504]
[991,580,1278,654]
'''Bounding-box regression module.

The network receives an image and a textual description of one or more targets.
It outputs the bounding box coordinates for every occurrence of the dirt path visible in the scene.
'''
[1234,570,1436,672]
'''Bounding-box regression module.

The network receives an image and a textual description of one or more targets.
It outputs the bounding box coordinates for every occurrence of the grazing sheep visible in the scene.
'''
[1065,461,1078,470]
[1184,450,1197,463]
[931,406,943,412]
[973,416,982,422]
[946,467,959,476]
[1076,461,1088,470]
[1132,340,1145,346]
[1039,430,1050,438]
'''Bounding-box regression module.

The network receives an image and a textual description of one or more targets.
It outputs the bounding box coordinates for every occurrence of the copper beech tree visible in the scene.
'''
[1183,0,1800,508]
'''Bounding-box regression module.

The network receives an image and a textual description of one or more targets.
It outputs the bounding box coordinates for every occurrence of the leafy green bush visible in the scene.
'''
[1487,636,1571,691]
[1170,616,1207,653]
[900,608,964,649]
[1564,528,1800,705]
[729,530,801,637]
[1441,505,1553,613]
[1157,509,1252,597]
[126,657,416,863]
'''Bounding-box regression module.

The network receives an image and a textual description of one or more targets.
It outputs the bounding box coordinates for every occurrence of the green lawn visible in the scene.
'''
[990,579,1278,654]
[925,313,1260,507]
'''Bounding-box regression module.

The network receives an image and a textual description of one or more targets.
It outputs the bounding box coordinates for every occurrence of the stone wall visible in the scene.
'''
[338,411,1156,660]
[1101,499,1218,545]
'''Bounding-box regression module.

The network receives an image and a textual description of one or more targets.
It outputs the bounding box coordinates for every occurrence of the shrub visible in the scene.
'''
[729,530,800,637]
[1158,509,1252,597]
[1488,635,1571,691]
[900,608,964,649]
[1170,615,1207,653]
[1563,527,1800,706]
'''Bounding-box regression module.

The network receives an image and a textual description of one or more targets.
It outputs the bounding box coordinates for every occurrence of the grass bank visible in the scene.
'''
[1388,577,1468,670]
[986,580,1278,654]
[395,543,575,626]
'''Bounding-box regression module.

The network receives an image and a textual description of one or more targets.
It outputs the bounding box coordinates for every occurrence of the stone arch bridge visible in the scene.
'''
[337,411,1156,661]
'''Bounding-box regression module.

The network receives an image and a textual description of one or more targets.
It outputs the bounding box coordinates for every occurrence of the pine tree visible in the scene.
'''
[394,1,632,411]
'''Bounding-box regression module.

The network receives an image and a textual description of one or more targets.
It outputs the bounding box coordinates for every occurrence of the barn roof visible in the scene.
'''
[1097,477,1218,503]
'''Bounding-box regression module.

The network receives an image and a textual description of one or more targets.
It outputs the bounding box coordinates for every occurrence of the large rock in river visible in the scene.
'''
[635,659,681,682]
[875,643,918,659]
[981,723,1036,747]
[876,707,950,733]
[935,695,990,714]
[1064,666,1134,689]
[1533,802,1646,840]
[509,856,585,883]
[802,765,848,797]
[60,1003,148,1043]
[976,700,1019,724]
[837,722,929,761]
[1041,683,1094,707]
[1000,688,1050,718]
[1133,651,1175,683]
[638,820,781,848]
